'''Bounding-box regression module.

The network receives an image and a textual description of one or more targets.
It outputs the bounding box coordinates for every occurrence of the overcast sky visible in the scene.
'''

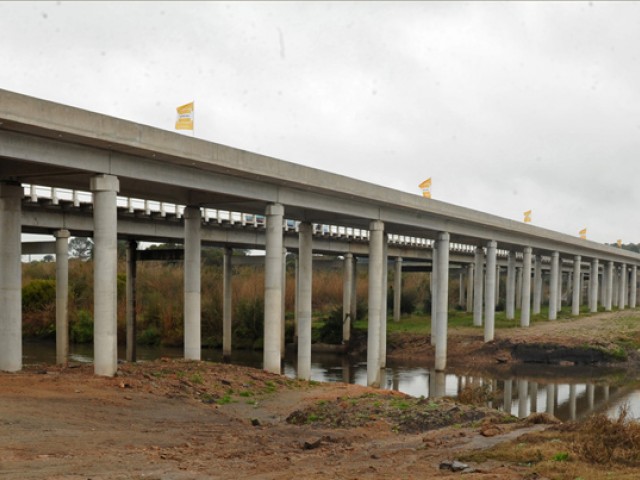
[2,1,640,245]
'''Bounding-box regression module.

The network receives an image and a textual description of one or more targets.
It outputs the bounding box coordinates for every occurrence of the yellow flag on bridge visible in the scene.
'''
[175,102,194,131]
[419,178,432,199]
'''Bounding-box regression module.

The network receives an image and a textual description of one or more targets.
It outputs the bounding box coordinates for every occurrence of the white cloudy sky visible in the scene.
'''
[2,1,640,244]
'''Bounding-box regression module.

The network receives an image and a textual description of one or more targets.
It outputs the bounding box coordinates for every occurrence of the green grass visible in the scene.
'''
[352,303,617,336]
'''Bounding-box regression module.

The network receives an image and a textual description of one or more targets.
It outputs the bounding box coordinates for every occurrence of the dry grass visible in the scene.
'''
[462,405,640,479]
[575,404,640,465]
[457,383,495,405]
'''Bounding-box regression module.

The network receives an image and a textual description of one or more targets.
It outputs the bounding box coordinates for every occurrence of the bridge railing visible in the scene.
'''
[25,184,508,254]
[22,185,579,266]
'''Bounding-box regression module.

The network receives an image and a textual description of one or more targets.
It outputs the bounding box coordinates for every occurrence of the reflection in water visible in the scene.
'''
[21,340,639,422]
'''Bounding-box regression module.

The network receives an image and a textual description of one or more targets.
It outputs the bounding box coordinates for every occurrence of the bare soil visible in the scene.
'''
[3,310,640,479]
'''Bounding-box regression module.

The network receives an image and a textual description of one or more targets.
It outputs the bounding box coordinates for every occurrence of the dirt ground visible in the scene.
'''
[3,310,640,480]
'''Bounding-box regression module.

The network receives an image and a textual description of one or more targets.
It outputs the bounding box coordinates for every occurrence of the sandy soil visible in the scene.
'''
[1,360,547,480]
[2,310,640,479]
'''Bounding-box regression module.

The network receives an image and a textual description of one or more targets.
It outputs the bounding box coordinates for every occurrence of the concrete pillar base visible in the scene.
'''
[184,206,202,361]
[434,232,450,372]
[222,246,233,359]
[484,241,497,342]
[367,220,384,386]
[264,203,284,374]
[91,174,120,377]
[0,182,23,372]
[297,222,313,380]
[55,229,71,366]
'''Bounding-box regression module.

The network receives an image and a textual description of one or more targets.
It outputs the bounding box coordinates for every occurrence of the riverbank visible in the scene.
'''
[386,309,640,370]
[4,310,640,479]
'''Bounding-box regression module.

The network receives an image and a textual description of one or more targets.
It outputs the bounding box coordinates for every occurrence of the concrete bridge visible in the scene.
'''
[2,89,639,386]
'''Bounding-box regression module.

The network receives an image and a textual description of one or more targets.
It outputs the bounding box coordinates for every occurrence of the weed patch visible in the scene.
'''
[576,404,640,465]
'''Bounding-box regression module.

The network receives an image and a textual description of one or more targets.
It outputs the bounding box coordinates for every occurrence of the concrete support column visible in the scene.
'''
[549,252,559,320]
[294,256,298,342]
[380,237,389,368]
[222,246,233,361]
[434,232,450,372]
[612,267,619,308]
[515,266,523,310]
[430,242,438,345]
[533,255,542,315]
[484,241,497,342]
[505,252,516,320]
[367,220,384,386]
[342,253,354,342]
[91,174,120,376]
[281,248,287,358]
[473,247,484,326]
[54,229,71,366]
[556,269,562,312]
[631,265,637,308]
[125,239,137,363]
[264,203,284,374]
[590,259,599,313]
[495,265,500,305]
[466,263,474,313]
[605,261,614,311]
[350,257,357,325]
[393,257,402,322]
[460,272,466,309]
[183,205,202,361]
[571,255,581,316]
[297,222,313,380]
[520,247,532,327]
[0,182,22,372]
[619,263,627,310]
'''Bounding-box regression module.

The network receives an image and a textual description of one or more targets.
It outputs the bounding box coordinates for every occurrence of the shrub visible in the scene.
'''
[315,307,344,344]
[234,298,264,349]
[386,288,418,315]
[576,404,640,465]
[401,290,418,315]
[22,279,56,312]
[71,309,93,343]
[137,325,162,345]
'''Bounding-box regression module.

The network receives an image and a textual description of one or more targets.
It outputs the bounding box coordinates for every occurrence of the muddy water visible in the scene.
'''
[22,340,639,422]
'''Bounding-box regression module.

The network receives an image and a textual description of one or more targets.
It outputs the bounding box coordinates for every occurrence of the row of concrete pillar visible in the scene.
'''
[1,178,639,385]
[460,251,638,322]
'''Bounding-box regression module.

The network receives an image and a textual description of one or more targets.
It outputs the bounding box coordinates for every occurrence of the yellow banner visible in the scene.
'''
[418,177,432,189]
[419,177,432,198]
[579,228,587,239]
[175,102,194,130]
[523,210,532,223]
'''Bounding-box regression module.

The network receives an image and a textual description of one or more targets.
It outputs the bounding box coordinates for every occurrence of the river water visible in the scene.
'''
[22,340,640,422]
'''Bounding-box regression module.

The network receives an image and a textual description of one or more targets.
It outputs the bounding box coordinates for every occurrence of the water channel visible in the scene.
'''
[22,340,640,423]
